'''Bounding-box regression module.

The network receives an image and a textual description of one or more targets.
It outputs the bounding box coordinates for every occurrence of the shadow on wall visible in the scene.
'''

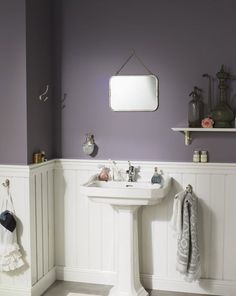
[54,162,66,268]
[52,0,63,158]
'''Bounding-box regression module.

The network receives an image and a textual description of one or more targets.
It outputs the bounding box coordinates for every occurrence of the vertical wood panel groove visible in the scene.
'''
[48,169,54,270]
[222,174,226,280]
[75,170,78,267]
[34,174,38,282]
[209,174,213,279]
[41,172,45,277]
[100,206,103,271]
[34,174,38,281]
[222,174,227,280]
[47,170,50,270]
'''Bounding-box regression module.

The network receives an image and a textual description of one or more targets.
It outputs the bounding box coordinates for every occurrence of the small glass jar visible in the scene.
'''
[33,152,42,164]
[193,150,200,163]
[200,150,208,163]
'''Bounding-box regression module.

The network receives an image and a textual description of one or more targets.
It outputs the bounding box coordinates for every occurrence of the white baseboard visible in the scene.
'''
[0,268,56,296]
[142,274,236,296]
[55,267,236,296]
[31,267,56,296]
[56,266,115,285]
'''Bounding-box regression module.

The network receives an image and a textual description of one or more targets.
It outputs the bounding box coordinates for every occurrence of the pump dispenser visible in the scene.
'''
[151,167,162,184]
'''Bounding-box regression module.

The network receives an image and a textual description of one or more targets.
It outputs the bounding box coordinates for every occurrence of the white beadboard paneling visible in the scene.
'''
[54,168,66,266]
[30,174,38,285]
[48,169,54,270]
[182,173,196,191]
[196,173,211,278]
[76,170,90,269]
[63,169,77,266]
[35,172,44,280]
[223,174,236,280]
[209,174,225,280]
[53,159,236,296]
[42,171,49,275]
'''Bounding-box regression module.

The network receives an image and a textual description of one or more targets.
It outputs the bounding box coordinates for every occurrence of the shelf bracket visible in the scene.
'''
[172,127,236,146]
[184,130,191,145]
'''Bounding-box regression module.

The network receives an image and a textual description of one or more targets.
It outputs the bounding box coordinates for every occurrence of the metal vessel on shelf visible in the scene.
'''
[211,65,234,128]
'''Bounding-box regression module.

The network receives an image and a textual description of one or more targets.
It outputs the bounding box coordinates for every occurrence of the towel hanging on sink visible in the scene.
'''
[171,186,201,282]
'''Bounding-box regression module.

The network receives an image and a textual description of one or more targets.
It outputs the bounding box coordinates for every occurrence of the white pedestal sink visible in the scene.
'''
[81,177,172,296]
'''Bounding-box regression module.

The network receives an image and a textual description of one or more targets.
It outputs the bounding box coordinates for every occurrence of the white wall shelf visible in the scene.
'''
[172,127,236,145]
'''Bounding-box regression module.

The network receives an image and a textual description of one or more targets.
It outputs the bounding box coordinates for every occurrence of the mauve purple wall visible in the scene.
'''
[26,0,54,163]
[0,1,27,164]
[57,0,236,162]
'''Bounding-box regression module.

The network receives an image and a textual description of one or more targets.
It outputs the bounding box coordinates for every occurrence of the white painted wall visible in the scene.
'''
[54,159,236,296]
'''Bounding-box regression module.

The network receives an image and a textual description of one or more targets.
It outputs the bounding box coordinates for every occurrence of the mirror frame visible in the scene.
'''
[109,75,159,112]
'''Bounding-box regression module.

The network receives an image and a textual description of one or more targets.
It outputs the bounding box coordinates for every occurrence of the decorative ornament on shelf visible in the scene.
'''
[201,117,214,128]
[210,65,234,128]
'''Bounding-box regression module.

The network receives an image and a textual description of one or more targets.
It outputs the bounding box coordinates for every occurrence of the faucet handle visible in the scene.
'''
[128,161,134,168]
[126,161,136,182]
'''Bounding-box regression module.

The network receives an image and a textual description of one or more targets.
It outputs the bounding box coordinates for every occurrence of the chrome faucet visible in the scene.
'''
[126,161,136,182]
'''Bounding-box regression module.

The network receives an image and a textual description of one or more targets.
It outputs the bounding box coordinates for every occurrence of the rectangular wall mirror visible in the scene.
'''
[109,75,159,111]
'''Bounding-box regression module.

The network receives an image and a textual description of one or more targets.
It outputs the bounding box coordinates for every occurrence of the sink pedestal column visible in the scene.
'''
[109,205,148,296]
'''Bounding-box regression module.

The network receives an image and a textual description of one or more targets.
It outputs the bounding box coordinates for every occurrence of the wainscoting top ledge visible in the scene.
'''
[1,158,236,174]
[29,159,55,171]
[54,158,236,172]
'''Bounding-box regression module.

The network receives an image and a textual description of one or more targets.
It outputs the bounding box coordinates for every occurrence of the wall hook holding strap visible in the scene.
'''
[115,50,154,76]
[2,179,10,188]
[186,184,192,193]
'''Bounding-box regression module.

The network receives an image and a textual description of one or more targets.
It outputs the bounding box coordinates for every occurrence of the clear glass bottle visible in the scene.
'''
[188,87,203,127]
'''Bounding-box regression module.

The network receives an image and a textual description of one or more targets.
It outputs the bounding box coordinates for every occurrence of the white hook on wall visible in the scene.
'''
[39,85,49,102]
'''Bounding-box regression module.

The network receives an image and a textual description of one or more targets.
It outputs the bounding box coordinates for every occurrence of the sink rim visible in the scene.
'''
[80,176,172,206]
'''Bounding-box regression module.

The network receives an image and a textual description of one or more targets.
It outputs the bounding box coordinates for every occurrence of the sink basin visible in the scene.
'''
[80,177,171,206]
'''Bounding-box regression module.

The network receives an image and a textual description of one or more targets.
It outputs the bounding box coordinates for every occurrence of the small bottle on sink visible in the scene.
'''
[98,167,110,181]
[151,167,162,184]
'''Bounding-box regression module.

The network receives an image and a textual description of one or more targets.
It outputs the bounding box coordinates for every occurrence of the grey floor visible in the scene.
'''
[42,281,212,296]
